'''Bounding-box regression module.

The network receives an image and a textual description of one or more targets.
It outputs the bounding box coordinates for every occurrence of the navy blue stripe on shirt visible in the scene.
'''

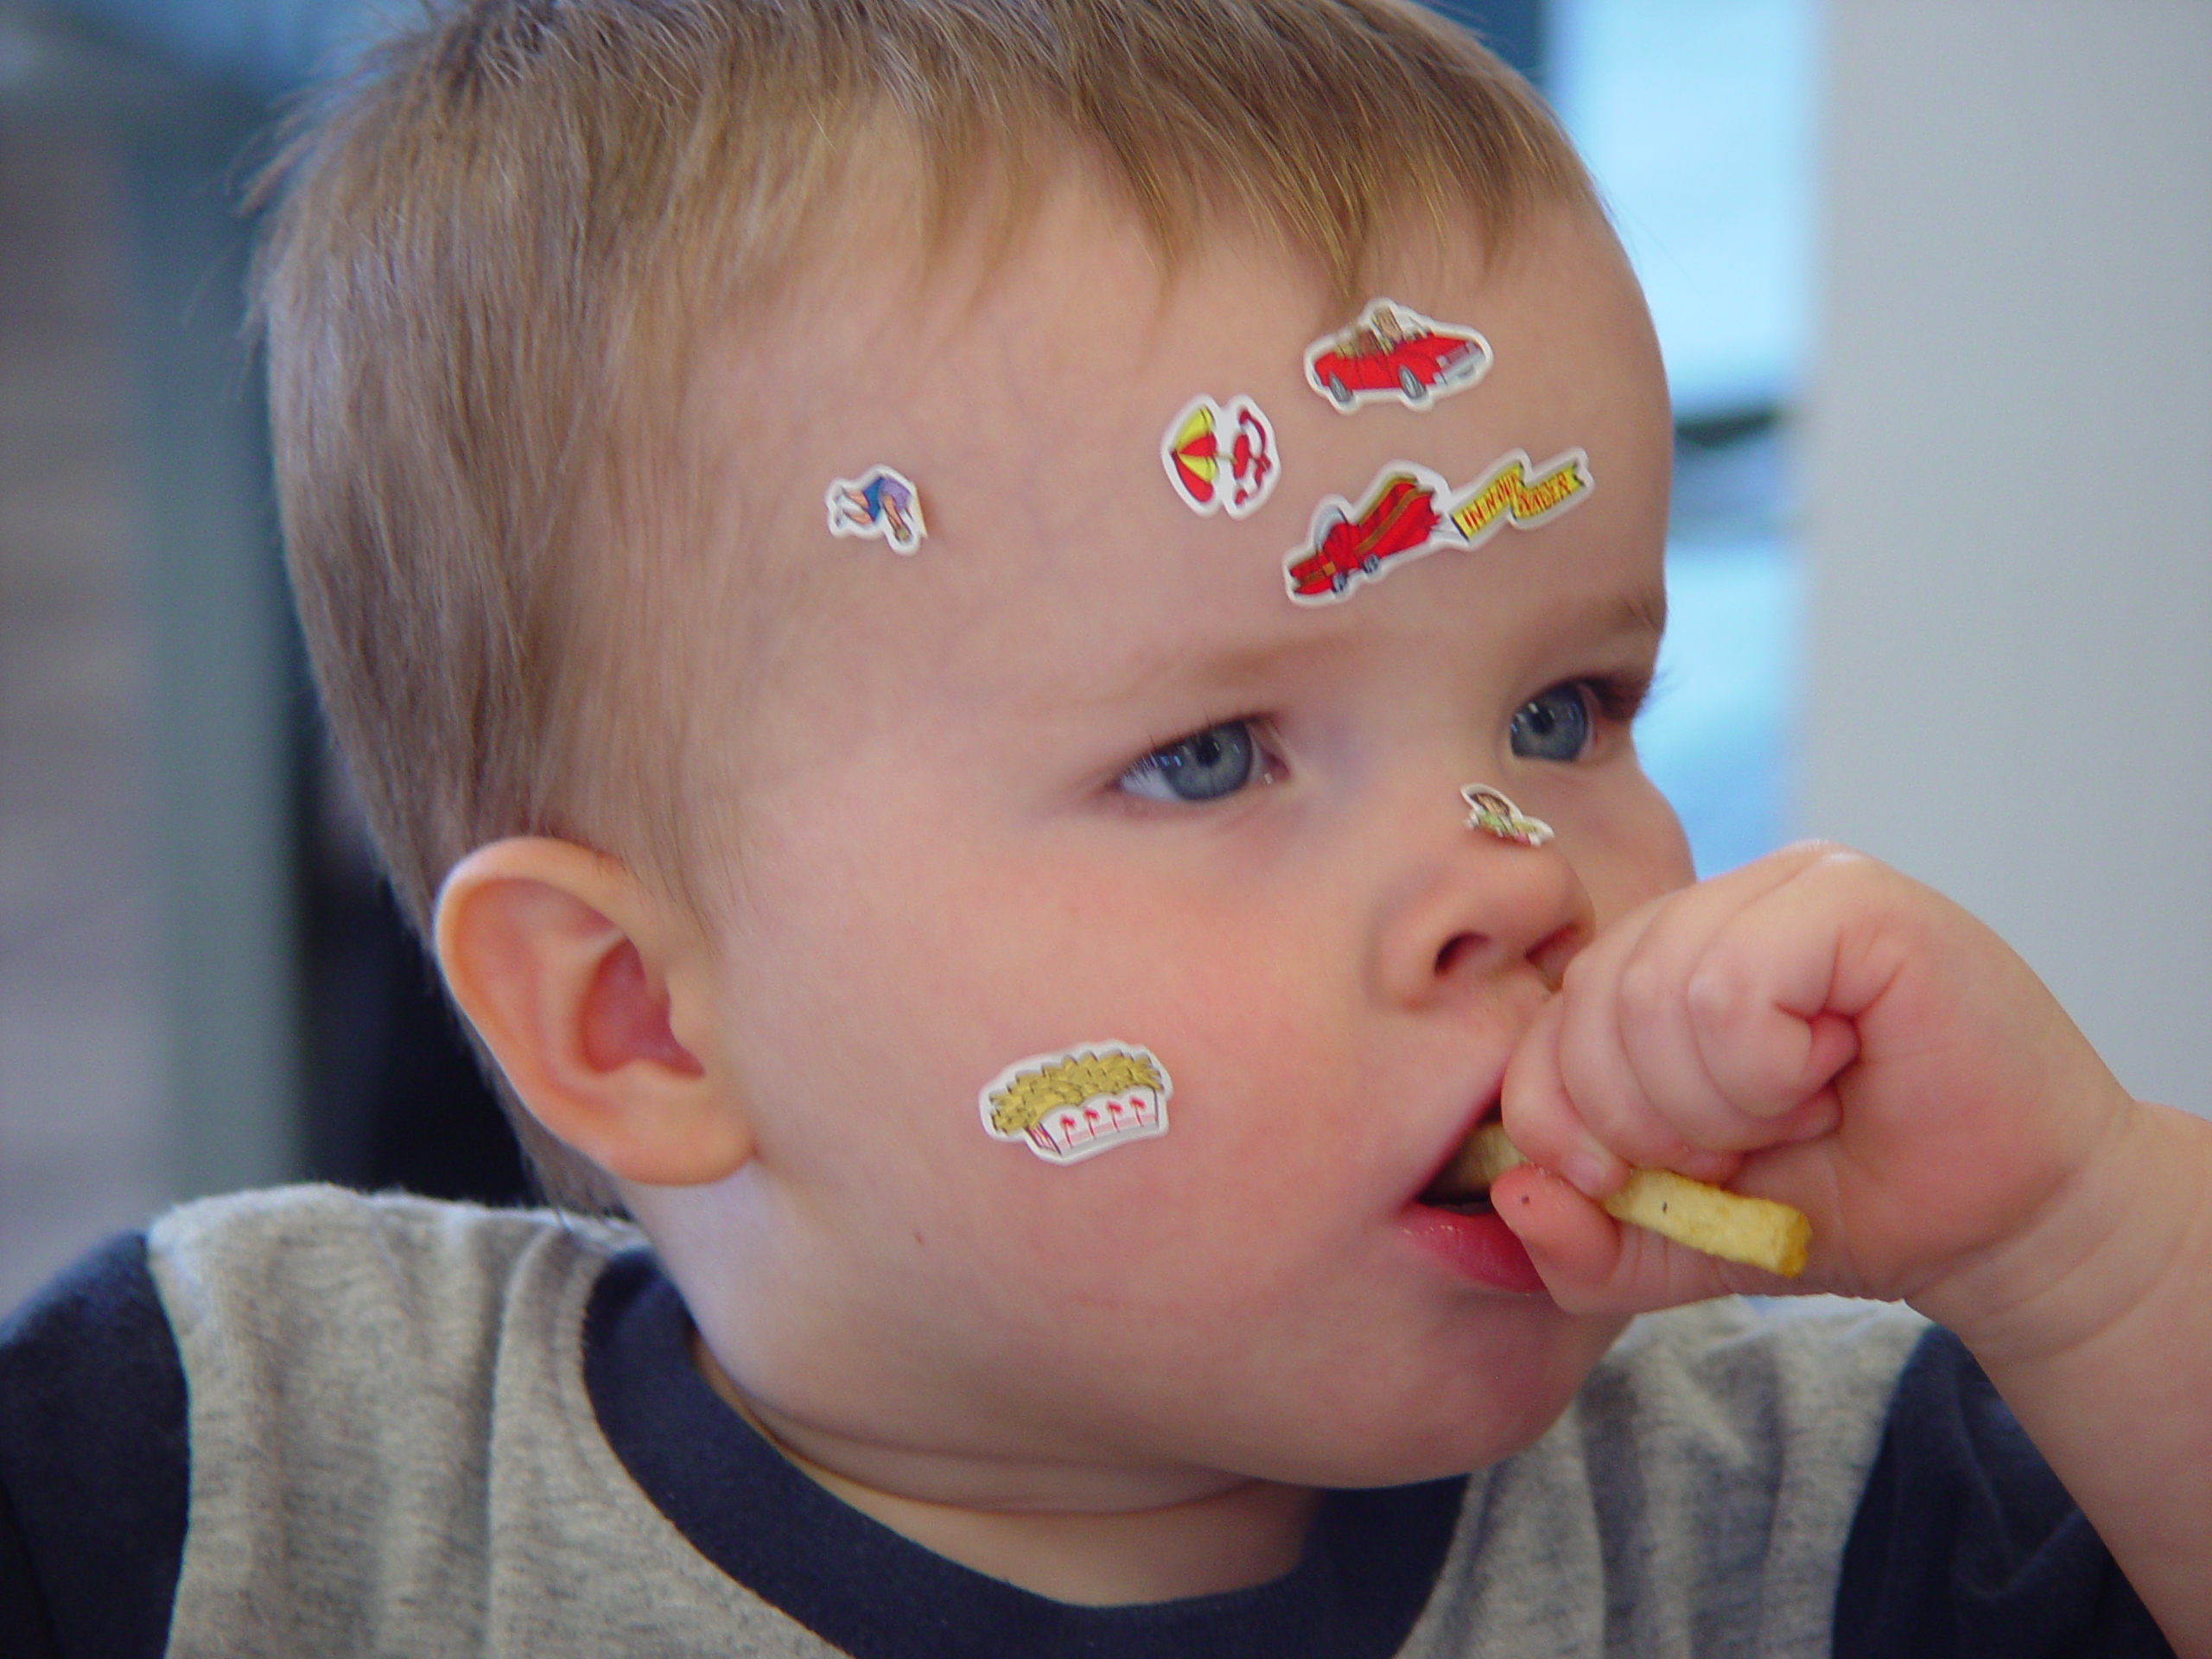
[1834,1323,2172,1659]
[0,1223,2176,1659]
[0,1231,188,1659]
[0,1464,66,1659]
[583,1250,1466,1659]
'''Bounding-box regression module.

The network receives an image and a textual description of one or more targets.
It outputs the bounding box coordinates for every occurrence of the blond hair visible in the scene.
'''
[251,0,1592,1205]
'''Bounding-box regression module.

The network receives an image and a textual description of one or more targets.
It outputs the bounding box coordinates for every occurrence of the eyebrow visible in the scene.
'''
[1027,580,1670,720]
[1596,584,1670,645]
[1410,581,1673,661]
[1045,623,1363,716]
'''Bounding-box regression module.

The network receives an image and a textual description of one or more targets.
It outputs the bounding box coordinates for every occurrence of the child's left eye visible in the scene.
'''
[1118,721,1265,803]
[1510,683,1594,762]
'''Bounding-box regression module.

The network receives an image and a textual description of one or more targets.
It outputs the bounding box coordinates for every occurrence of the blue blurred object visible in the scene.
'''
[1423,0,1547,85]
[1550,0,1815,874]
[39,0,374,99]
[1549,0,1816,422]
[1639,535,1801,877]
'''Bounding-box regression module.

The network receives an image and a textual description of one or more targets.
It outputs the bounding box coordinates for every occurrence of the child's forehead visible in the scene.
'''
[715,187,1645,506]
[683,190,1665,744]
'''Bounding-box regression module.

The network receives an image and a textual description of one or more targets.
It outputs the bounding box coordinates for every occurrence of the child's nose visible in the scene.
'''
[1373,822,1595,1010]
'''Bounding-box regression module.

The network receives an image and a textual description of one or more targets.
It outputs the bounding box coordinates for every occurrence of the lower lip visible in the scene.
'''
[1400,1204,1548,1295]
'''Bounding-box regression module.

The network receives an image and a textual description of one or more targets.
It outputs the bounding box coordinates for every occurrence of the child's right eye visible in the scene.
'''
[1117,721,1267,803]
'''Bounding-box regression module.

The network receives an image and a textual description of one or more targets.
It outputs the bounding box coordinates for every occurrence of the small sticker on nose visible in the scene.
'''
[1462,785,1553,847]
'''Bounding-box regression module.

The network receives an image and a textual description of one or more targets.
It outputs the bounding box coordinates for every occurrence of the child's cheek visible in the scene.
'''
[944,917,1353,1254]
[1571,772,1694,923]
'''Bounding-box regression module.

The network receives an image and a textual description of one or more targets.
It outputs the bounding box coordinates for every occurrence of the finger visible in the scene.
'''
[1684,871,1870,1116]
[1549,910,1703,1182]
[1503,995,1632,1196]
[1492,1164,1744,1314]
[1489,1163,1620,1311]
[1609,885,1792,1158]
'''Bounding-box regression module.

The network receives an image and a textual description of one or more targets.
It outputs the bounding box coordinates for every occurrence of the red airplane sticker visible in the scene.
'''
[1281,448,1596,606]
[1302,298,1492,412]
[1161,394,1279,518]
[1283,463,1452,603]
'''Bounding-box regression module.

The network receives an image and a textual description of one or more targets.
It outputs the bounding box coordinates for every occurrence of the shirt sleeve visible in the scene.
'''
[0,1231,189,1659]
[1834,1324,2174,1659]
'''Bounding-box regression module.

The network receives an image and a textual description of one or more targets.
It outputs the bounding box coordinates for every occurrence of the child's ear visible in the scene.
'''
[433,837,750,1186]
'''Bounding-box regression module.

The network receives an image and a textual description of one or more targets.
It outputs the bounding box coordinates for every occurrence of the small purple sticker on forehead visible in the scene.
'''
[826,465,925,555]
[1303,298,1492,412]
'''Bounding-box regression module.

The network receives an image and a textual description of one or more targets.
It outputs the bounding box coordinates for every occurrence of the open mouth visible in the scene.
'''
[1421,1188,1494,1217]
[1401,1096,1548,1296]
[1414,1098,1505,1215]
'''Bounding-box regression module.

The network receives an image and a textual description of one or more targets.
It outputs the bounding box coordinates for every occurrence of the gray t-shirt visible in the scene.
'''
[124,1186,1925,1656]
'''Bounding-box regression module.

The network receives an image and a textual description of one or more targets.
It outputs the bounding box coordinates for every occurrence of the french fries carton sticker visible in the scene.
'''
[980,1044,1172,1166]
[1461,784,1554,848]
[1303,299,1491,412]
[1161,395,1279,518]
[825,465,925,556]
[1283,462,1454,604]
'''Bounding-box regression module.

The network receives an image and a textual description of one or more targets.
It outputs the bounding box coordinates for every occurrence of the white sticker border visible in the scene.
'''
[1301,297,1494,414]
[1281,447,1596,607]
[978,1041,1173,1166]
[825,464,927,556]
[1160,393,1281,519]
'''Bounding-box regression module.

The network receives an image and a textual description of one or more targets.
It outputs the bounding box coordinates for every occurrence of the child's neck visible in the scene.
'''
[690,1331,1320,1605]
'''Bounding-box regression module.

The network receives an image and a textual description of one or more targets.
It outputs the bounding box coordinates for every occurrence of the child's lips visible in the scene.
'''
[1395,1077,1548,1295]
[1413,1092,1507,1211]
[1399,1199,1547,1294]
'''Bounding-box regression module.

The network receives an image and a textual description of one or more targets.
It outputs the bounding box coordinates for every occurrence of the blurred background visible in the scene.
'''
[2,0,2206,1310]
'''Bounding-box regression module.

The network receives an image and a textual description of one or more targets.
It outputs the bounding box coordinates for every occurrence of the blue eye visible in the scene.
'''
[1510,684,1592,761]
[1120,721,1259,803]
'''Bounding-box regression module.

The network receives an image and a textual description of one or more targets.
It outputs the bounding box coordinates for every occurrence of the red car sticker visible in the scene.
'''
[1161,394,1280,518]
[1302,298,1493,413]
[1282,461,1456,605]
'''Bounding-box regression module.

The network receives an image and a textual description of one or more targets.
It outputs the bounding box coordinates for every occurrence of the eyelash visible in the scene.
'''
[1116,718,1281,805]
[1116,670,1653,804]
[1578,670,1655,727]
[1510,671,1653,766]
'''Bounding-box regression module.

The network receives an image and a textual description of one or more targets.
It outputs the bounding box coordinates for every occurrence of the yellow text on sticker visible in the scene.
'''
[1446,449,1592,543]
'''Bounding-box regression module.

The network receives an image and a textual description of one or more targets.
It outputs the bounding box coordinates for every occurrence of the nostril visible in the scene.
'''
[1433,931,1482,978]
[1529,921,1587,992]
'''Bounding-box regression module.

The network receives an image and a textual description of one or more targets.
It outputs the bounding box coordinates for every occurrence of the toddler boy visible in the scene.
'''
[3,0,2206,1653]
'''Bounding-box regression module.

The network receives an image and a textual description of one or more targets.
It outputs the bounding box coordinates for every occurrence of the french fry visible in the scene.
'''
[1433,1124,1810,1278]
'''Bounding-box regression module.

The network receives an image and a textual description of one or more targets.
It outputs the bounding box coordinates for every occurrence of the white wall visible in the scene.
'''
[1803,2,2212,1115]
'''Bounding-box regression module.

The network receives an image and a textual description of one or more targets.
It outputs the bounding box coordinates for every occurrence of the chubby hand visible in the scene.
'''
[1495,842,2143,1333]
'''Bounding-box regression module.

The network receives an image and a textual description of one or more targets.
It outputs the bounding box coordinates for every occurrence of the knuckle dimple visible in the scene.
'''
[1683,961,1751,1028]
[1616,956,1667,1021]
